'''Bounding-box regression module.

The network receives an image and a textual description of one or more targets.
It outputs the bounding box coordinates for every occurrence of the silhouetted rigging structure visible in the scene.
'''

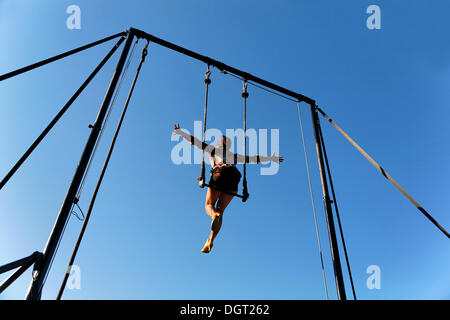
[0,28,447,300]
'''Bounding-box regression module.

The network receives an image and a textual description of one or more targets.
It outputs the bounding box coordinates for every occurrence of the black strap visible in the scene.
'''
[316,106,449,239]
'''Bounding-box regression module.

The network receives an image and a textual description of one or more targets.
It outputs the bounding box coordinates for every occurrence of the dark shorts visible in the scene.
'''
[208,165,242,193]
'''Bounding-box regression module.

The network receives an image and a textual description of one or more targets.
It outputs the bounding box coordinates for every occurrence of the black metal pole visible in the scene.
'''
[309,102,347,300]
[56,41,149,300]
[0,32,126,82]
[129,28,314,105]
[318,124,357,300]
[24,30,135,300]
[0,36,126,191]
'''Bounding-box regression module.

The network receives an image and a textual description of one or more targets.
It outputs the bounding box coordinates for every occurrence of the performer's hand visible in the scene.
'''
[173,123,180,134]
[271,152,284,163]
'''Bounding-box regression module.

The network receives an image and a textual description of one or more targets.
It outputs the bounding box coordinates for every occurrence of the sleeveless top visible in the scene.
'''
[209,148,236,169]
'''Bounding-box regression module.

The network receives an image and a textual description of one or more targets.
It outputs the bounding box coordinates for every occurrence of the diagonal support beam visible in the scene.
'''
[0,262,33,294]
[0,36,126,192]
[0,32,126,82]
[0,252,42,274]
[0,252,43,294]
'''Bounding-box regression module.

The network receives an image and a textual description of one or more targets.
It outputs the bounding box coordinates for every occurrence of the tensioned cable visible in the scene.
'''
[220,69,298,103]
[296,102,329,300]
[68,38,138,232]
[32,35,137,297]
[57,40,150,300]
[75,38,139,202]
[317,120,356,300]
[248,79,297,102]
[316,106,449,239]
[55,36,138,297]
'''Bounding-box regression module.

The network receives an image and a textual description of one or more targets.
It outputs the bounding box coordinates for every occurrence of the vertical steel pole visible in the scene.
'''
[56,41,150,300]
[25,30,135,300]
[309,102,347,300]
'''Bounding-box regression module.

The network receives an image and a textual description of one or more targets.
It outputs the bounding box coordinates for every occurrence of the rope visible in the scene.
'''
[55,37,138,292]
[70,203,85,221]
[317,118,357,300]
[199,65,211,187]
[316,107,449,239]
[57,40,150,300]
[197,68,249,201]
[241,81,249,202]
[75,38,139,202]
[36,36,135,298]
[296,102,329,300]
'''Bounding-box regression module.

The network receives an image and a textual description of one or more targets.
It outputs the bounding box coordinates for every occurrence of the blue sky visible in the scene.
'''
[0,0,449,300]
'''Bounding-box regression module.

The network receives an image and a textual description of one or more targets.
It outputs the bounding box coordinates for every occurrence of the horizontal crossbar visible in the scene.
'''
[130,28,315,105]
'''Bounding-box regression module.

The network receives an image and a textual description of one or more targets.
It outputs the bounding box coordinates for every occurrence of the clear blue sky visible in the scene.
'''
[0,0,449,300]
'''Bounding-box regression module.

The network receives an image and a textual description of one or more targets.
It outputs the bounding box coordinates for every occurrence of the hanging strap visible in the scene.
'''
[241,81,249,202]
[199,66,211,188]
[316,106,449,239]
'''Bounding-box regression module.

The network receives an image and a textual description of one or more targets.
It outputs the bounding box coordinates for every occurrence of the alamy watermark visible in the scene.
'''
[66,264,81,290]
[171,121,280,175]
[366,5,381,30]
[66,5,81,30]
[366,265,381,290]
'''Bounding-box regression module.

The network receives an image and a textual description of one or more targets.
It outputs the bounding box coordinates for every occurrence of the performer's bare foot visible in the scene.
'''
[201,239,213,253]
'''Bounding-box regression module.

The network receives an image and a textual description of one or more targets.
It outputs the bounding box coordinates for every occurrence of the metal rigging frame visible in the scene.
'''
[6,26,443,300]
